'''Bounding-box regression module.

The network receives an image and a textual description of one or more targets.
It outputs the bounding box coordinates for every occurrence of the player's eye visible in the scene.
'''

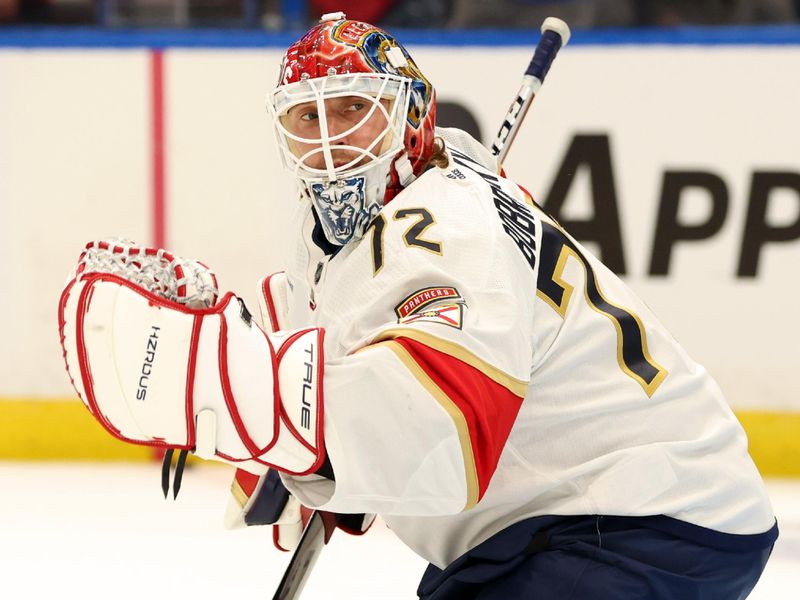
[345,101,365,112]
[300,111,319,122]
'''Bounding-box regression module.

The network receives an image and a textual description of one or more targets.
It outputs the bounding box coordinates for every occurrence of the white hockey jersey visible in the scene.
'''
[280,129,775,569]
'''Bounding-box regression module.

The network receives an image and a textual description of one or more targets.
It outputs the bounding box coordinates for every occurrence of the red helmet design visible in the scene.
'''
[277,17,436,183]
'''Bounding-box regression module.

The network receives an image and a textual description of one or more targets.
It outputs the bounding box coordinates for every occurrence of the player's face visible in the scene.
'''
[281,96,393,170]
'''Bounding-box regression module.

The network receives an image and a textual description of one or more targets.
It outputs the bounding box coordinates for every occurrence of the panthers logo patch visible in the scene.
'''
[395,287,466,329]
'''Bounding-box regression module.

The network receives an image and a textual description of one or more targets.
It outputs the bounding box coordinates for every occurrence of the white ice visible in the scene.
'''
[0,463,796,599]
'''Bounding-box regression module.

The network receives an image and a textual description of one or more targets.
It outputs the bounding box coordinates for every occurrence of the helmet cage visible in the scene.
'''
[268,72,412,184]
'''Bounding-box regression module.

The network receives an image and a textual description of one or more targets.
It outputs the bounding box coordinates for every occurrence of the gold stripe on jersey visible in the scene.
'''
[375,340,480,511]
[372,328,529,397]
[537,238,668,397]
[230,478,249,509]
[519,186,535,208]
[535,244,575,318]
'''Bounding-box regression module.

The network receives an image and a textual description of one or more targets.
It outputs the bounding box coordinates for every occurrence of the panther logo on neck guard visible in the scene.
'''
[310,177,379,245]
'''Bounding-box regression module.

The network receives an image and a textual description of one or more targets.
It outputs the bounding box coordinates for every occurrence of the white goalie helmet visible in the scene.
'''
[268,72,412,245]
[266,15,437,246]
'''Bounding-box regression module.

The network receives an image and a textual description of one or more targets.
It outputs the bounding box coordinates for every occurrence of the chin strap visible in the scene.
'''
[394,151,416,187]
[382,152,417,206]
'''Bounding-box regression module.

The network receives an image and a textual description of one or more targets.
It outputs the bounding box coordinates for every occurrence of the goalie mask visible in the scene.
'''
[267,14,436,246]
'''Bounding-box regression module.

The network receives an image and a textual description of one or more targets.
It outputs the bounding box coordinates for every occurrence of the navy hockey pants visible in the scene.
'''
[417,515,777,600]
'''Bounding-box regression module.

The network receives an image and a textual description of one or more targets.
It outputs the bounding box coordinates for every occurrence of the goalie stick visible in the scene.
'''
[272,511,334,600]
[491,17,571,162]
[269,17,571,600]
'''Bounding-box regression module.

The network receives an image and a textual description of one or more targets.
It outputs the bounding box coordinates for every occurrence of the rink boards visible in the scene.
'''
[1,29,798,473]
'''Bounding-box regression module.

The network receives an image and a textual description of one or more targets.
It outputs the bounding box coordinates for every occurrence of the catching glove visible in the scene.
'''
[58,240,326,477]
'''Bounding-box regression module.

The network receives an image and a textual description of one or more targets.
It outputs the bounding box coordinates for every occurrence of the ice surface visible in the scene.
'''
[0,463,795,599]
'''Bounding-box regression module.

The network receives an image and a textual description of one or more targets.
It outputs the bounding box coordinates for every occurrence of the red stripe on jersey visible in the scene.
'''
[392,336,524,502]
[234,468,261,498]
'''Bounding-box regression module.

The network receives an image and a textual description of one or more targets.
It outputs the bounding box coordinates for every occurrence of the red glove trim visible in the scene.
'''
[71,276,196,449]
[184,315,202,450]
[60,273,327,475]
[218,313,279,456]
[62,273,237,450]
[58,279,83,407]
[261,272,283,333]
[274,329,322,456]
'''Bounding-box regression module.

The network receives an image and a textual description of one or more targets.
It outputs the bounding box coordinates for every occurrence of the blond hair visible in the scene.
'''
[425,137,450,170]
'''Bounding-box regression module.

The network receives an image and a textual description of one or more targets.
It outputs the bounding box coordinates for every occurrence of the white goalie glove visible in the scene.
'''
[223,271,376,549]
[58,240,326,477]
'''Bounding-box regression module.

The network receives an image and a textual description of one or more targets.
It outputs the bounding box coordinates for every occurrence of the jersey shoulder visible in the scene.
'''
[351,148,543,314]
[388,143,539,242]
[438,145,543,276]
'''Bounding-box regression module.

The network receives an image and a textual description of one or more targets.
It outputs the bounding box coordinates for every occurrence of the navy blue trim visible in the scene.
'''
[419,514,777,600]
[627,515,779,551]
[1,25,800,49]
[243,468,290,526]
[310,207,343,258]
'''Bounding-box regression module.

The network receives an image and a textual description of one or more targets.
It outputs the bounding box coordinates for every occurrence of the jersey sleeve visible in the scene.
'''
[282,168,540,516]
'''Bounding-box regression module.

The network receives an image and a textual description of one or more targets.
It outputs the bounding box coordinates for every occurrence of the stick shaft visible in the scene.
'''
[491,17,571,162]
[271,511,327,600]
